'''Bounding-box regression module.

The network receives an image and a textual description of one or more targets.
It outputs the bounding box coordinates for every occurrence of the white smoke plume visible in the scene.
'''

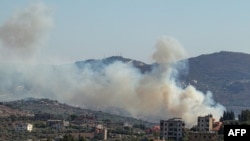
[0,3,225,127]
[153,36,186,64]
[0,2,53,62]
[0,37,225,127]
[64,36,225,127]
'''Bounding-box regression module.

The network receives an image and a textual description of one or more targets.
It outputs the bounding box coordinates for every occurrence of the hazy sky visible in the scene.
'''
[1,0,250,64]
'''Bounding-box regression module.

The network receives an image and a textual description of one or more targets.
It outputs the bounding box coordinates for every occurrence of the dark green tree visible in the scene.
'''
[238,109,250,124]
[69,114,78,121]
[220,110,235,121]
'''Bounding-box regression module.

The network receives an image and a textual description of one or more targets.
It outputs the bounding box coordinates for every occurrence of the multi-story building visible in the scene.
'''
[189,114,222,141]
[197,114,213,132]
[160,118,185,141]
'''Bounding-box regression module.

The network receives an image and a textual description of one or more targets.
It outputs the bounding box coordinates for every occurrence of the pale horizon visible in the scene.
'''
[1,0,250,64]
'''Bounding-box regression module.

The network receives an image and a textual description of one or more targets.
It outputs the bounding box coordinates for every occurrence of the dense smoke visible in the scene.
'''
[153,37,186,64]
[0,3,225,127]
[0,2,53,62]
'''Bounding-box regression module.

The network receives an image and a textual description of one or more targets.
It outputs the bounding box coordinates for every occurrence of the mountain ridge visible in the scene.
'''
[74,51,250,115]
[1,51,250,119]
[1,97,154,127]
[75,55,152,73]
[184,51,250,115]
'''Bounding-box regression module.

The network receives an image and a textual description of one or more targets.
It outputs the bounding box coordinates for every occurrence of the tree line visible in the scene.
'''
[220,109,250,124]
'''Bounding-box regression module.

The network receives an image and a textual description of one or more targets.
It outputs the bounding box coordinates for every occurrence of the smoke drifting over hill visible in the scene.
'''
[0,3,225,127]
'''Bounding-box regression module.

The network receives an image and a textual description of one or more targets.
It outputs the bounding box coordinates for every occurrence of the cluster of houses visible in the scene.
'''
[12,113,222,141]
[13,120,69,132]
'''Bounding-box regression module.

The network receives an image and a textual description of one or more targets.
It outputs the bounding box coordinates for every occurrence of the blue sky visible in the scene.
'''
[1,0,250,64]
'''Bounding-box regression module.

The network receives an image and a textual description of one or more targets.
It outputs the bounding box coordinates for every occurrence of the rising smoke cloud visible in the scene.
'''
[0,3,225,127]
[0,2,53,62]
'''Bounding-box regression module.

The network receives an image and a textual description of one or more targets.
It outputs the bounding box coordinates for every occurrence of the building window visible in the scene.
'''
[168,132,173,135]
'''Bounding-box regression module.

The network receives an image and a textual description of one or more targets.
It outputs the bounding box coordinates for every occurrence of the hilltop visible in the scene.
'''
[184,51,250,115]
[0,103,29,117]
[75,56,152,73]
[1,51,250,120]
[2,98,154,126]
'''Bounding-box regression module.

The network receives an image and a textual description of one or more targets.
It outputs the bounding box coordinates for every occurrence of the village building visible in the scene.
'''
[197,114,214,132]
[71,115,96,126]
[160,118,185,141]
[189,114,222,141]
[95,124,108,140]
[47,120,69,130]
[146,125,160,134]
[15,123,33,132]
